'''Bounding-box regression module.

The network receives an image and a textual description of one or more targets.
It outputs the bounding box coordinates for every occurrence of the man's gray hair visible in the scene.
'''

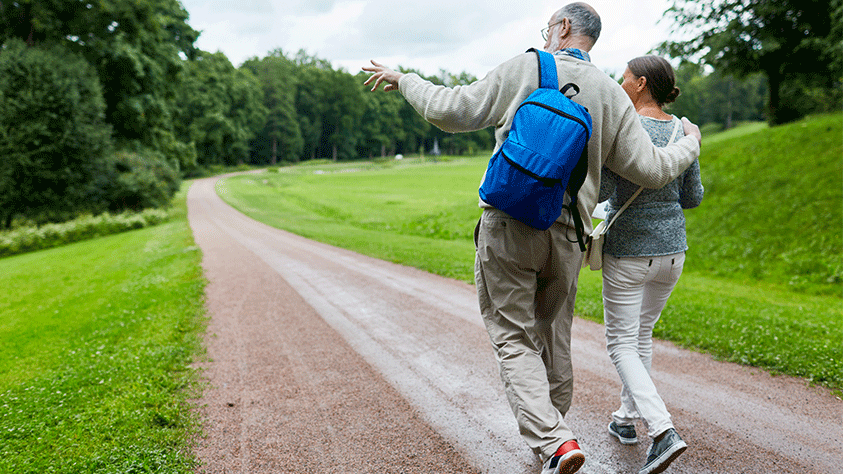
[557,2,601,44]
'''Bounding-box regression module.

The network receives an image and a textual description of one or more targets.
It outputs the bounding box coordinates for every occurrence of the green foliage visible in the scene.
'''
[0,39,113,228]
[103,149,182,212]
[242,50,305,165]
[0,0,200,159]
[666,62,767,128]
[0,186,206,473]
[660,0,843,125]
[0,208,174,258]
[684,114,842,294]
[174,51,268,169]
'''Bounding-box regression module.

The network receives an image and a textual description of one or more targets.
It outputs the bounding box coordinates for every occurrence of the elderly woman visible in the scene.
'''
[599,55,704,474]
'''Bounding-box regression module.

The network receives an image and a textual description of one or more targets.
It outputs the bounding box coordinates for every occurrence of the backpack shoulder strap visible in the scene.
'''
[527,48,558,91]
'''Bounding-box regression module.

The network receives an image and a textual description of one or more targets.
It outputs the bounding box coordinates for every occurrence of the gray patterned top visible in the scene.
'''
[598,115,704,257]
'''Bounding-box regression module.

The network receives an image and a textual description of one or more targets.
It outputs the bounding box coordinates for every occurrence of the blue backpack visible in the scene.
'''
[478,48,592,250]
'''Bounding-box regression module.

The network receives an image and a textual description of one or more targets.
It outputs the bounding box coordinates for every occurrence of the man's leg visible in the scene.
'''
[475,209,575,461]
[535,223,583,417]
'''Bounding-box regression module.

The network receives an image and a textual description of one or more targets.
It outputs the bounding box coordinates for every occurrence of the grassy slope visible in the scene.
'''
[219,114,842,391]
[683,113,842,294]
[0,186,206,473]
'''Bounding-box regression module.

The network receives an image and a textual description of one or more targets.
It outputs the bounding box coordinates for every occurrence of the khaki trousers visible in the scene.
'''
[474,208,583,462]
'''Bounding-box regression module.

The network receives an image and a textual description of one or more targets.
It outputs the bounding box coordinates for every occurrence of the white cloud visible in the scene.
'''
[181,0,674,76]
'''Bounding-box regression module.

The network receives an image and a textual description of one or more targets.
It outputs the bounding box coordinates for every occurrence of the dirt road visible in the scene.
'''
[188,174,841,474]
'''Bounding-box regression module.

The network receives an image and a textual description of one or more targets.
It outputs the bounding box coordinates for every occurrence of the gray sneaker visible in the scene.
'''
[608,421,638,445]
[639,428,687,474]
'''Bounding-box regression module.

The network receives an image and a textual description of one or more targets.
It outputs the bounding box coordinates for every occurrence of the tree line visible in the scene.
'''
[0,0,839,229]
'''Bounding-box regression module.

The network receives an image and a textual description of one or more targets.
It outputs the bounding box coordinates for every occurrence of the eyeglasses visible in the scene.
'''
[541,21,563,41]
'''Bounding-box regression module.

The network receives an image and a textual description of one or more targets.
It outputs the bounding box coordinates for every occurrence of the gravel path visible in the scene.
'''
[188,174,842,474]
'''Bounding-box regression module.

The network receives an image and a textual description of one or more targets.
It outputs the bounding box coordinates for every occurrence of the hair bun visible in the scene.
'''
[664,86,681,104]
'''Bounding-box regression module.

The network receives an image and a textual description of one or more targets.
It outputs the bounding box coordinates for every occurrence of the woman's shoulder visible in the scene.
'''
[639,114,684,145]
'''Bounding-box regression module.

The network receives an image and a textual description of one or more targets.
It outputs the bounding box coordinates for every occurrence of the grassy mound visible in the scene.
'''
[684,114,842,295]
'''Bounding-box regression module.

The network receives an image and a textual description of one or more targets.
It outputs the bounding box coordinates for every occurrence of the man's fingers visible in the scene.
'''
[681,117,702,144]
[370,75,385,92]
[363,60,399,92]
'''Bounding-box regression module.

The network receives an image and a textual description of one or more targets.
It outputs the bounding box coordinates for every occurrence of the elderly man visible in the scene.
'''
[363,3,700,474]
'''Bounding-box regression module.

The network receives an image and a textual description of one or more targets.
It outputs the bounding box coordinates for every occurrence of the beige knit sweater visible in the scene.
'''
[398,51,701,233]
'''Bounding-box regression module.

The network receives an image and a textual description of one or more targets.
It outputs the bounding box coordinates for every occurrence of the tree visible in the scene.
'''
[322,69,364,161]
[173,51,267,169]
[356,73,405,158]
[293,54,364,162]
[666,62,767,129]
[659,0,843,125]
[242,51,304,165]
[0,40,112,228]
[0,0,200,168]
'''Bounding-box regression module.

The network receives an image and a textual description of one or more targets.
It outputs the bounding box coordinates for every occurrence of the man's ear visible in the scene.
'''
[559,17,571,38]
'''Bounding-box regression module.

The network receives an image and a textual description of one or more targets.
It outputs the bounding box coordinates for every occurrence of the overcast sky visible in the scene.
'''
[178,0,676,78]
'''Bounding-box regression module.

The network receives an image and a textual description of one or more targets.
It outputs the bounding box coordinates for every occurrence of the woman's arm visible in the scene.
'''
[679,159,704,209]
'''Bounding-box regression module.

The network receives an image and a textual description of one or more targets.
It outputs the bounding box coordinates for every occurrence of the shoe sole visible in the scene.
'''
[638,440,687,474]
[607,423,638,445]
[558,451,585,474]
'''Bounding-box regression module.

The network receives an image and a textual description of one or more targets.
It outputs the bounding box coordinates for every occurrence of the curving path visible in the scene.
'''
[188,174,841,474]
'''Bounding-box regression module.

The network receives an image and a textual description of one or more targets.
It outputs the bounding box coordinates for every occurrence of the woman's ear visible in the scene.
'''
[636,75,647,92]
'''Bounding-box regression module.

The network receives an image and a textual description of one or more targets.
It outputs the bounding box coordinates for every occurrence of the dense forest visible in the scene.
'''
[0,0,839,228]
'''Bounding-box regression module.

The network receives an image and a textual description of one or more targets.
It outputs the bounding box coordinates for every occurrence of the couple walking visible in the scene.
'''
[363,3,702,473]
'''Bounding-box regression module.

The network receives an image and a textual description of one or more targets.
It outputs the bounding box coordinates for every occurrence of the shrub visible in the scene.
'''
[0,40,113,228]
[103,150,182,212]
[0,209,173,258]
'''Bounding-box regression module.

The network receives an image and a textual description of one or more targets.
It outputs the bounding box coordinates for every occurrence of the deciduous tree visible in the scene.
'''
[0,40,112,228]
[659,0,843,125]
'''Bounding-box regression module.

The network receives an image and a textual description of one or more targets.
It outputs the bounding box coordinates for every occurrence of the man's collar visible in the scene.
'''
[555,48,590,62]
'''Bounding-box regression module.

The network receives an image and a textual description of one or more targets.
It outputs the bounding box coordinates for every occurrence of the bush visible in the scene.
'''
[0,40,113,228]
[0,209,173,258]
[103,150,182,212]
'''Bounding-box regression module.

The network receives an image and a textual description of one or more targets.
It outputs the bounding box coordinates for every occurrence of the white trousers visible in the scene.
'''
[601,252,685,438]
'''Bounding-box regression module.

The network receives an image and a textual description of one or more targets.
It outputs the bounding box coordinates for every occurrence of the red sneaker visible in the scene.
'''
[541,439,585,474]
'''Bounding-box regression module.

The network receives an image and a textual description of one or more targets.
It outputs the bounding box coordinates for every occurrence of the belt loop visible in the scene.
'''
[648,259,653,267]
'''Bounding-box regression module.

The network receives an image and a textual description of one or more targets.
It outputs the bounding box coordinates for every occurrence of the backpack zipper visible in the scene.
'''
[520,101,590,138]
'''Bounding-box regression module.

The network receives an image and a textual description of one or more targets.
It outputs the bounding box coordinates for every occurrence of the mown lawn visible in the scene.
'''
[0,186,206,473]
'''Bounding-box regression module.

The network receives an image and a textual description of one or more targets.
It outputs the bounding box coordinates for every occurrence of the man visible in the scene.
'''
[363,3,701,474]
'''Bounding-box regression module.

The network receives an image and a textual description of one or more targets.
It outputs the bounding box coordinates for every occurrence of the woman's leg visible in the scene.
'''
[638,253,685,375]
[603,255,673,435]
[602,255,647,425]
[635,253,685,438]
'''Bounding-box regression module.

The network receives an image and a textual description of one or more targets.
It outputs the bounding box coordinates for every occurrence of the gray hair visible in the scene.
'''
[556,2,601,45]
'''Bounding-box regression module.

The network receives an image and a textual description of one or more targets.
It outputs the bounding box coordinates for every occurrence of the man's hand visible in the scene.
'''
[681,117,702,145]
[362,60,404,92]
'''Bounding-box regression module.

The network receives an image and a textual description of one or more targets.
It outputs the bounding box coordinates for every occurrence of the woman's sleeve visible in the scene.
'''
[679,159,704,209]
[598,166,616,202]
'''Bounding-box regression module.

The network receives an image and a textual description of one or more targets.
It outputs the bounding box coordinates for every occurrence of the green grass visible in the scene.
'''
[0,185,206,473]
[218,157,485,281]
[219,115,842,392]
[684,114,842,294]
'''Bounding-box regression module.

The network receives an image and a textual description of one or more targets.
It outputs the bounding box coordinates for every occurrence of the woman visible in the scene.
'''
[599,55,704,474]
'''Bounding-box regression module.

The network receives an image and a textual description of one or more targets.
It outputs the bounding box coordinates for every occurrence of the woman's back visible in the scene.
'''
[599,115,703,257]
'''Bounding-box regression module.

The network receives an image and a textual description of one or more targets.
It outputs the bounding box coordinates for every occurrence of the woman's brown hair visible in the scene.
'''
[627,55,680,107]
